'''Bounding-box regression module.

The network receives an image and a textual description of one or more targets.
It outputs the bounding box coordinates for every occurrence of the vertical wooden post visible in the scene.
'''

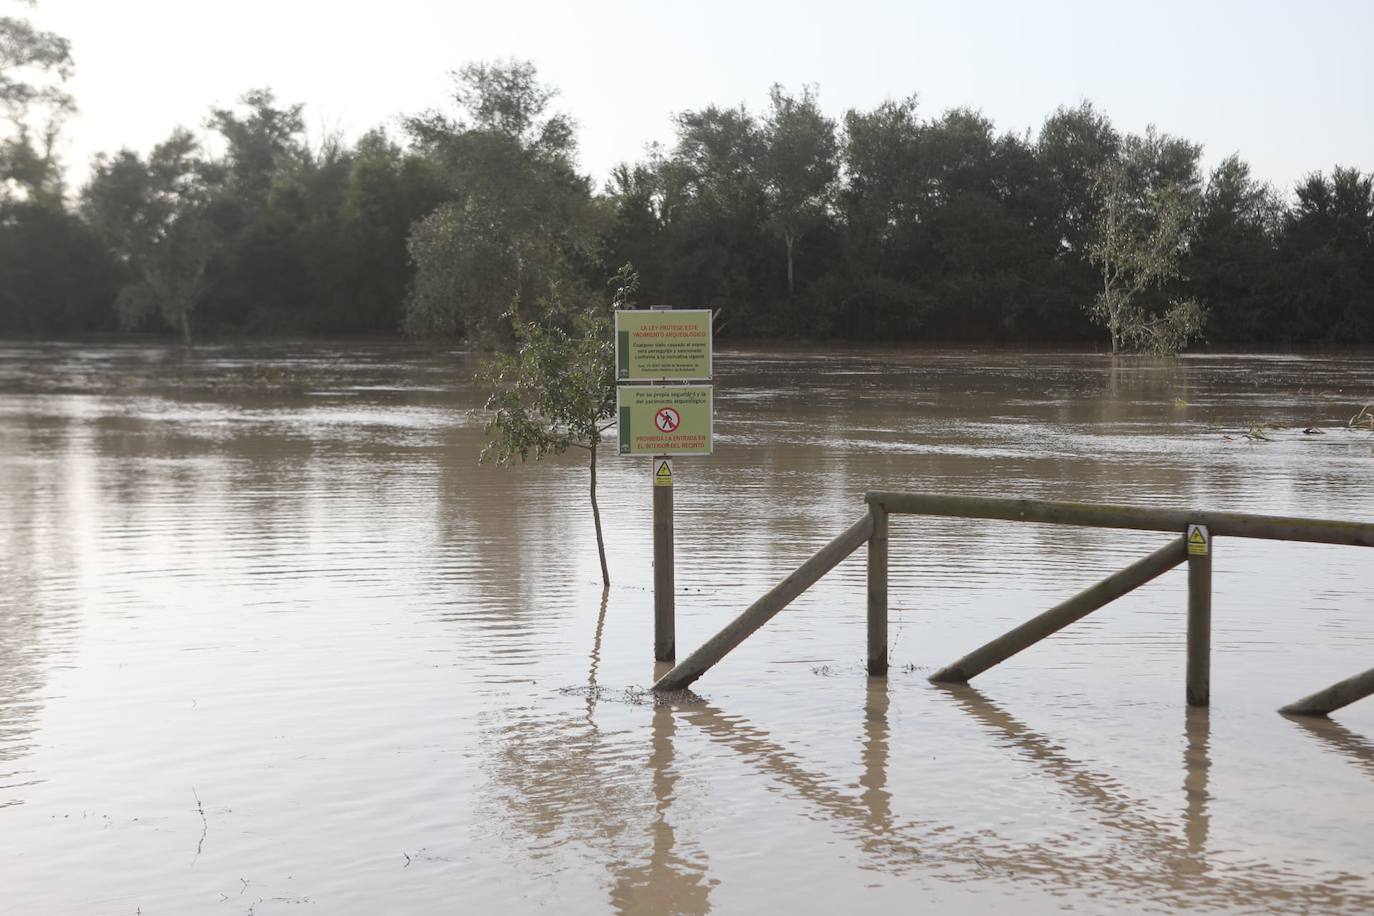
[867,502,888,676]
[1186,524,1212,707]
[653,457,675,661]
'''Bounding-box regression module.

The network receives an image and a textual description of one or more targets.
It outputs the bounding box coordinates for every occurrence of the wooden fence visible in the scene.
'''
[653,493,1374,717]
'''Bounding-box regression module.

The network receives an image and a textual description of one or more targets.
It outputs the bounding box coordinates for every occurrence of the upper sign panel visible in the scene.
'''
[615,309,712,381]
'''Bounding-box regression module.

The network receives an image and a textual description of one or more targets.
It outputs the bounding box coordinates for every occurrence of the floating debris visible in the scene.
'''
[558,684,706,707]
[1349,404,1374,432]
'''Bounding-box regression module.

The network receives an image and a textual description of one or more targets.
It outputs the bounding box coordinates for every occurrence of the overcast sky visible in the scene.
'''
[32,0,1374,195]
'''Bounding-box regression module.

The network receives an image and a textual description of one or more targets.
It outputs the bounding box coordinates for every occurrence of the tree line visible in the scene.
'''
[2,11,1371,348]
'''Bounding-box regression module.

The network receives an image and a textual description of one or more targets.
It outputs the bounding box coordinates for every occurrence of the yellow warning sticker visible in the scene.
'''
[1187,524,1209,556]
[654,458,673,487]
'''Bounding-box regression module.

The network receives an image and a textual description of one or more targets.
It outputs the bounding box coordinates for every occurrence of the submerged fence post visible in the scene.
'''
[1186,524,1212,707]
[654,457,675,662]
[867,502,889,676]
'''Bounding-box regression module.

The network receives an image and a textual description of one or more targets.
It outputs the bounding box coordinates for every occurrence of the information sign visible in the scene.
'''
[617,385,713,456]
[615,309,712,381]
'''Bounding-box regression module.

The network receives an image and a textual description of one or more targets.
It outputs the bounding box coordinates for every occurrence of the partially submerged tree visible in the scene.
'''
[1087,127,1205,354]
[477,266,637,587]
[83,128,215,344]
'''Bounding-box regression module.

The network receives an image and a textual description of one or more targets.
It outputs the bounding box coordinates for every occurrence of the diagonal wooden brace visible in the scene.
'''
[653,514,875,692]
[930,536,1188,683]
[1280,667,1374,717]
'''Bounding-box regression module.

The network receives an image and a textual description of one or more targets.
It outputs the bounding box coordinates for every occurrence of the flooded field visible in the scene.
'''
[1,341,1372,914]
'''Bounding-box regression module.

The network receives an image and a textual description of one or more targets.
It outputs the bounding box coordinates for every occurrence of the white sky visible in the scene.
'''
[30,0,1374,195]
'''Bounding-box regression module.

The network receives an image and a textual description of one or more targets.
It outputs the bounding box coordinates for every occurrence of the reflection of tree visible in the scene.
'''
[0,549,52,807]
[0,412,85,806]
[582,589,609,727]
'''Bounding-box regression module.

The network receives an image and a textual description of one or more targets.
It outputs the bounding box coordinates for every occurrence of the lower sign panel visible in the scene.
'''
[617,385,713,456]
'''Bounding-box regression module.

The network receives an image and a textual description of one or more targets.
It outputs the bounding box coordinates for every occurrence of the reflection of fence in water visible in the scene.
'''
[671,686,1372,910]
[523,590,1374,914]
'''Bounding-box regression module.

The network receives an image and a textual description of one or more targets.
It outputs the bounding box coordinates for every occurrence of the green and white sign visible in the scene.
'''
[617,385,713,456]
[615,309,712,381]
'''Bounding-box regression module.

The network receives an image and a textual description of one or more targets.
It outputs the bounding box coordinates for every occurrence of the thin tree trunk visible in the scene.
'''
[785,233,795,297]
[589,442,610,587]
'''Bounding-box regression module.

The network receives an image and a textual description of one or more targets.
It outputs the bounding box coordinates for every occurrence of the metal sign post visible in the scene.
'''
[615,307,713,664]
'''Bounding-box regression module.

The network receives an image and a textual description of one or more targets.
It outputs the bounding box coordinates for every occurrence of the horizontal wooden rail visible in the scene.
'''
[653,513,875,692]
[930,536,1187,683]
[1280,667,1374,717]
[864,492,1374,548]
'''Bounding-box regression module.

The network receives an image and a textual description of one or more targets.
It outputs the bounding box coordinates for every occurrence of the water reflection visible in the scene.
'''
[664,683,1367,911]
[1182,706,1211,862]
[483,607,715,914]
[859,679,891,836]
[609,702,714,915]
[1285,714,1374,781]
[4,343,1374,913]
[583,589,610,726]
[937,685,1214,883]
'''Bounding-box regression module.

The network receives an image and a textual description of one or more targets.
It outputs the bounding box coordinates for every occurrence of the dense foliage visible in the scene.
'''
[1,9,1371,348]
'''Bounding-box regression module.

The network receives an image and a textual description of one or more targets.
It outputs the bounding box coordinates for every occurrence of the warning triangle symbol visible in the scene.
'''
[1189,528,1206,546]
[655,461,672,478]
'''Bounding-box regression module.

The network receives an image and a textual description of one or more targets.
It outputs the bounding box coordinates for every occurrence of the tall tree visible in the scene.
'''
[1274,167,1374,342]
[832,96,928,338]
[761,84,837,297]
[404,60,601,340]
[324,128,445,333]
[207,88,305,205]
[83,129,215,344]
[0,200,116,334]
[197,89,311,331]
[1188,154,1281,343]
[1038,103,1120,259]
[0,0,73,204]
[654,103,771,331]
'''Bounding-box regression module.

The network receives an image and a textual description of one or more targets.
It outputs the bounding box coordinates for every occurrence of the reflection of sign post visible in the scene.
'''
[616,310,712,380]
[617,385,713,456]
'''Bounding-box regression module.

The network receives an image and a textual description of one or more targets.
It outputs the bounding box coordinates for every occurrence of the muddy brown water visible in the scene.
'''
[1,341,1372,915]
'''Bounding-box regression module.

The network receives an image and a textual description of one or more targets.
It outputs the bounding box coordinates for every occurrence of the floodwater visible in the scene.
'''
[1,342,1372,915]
